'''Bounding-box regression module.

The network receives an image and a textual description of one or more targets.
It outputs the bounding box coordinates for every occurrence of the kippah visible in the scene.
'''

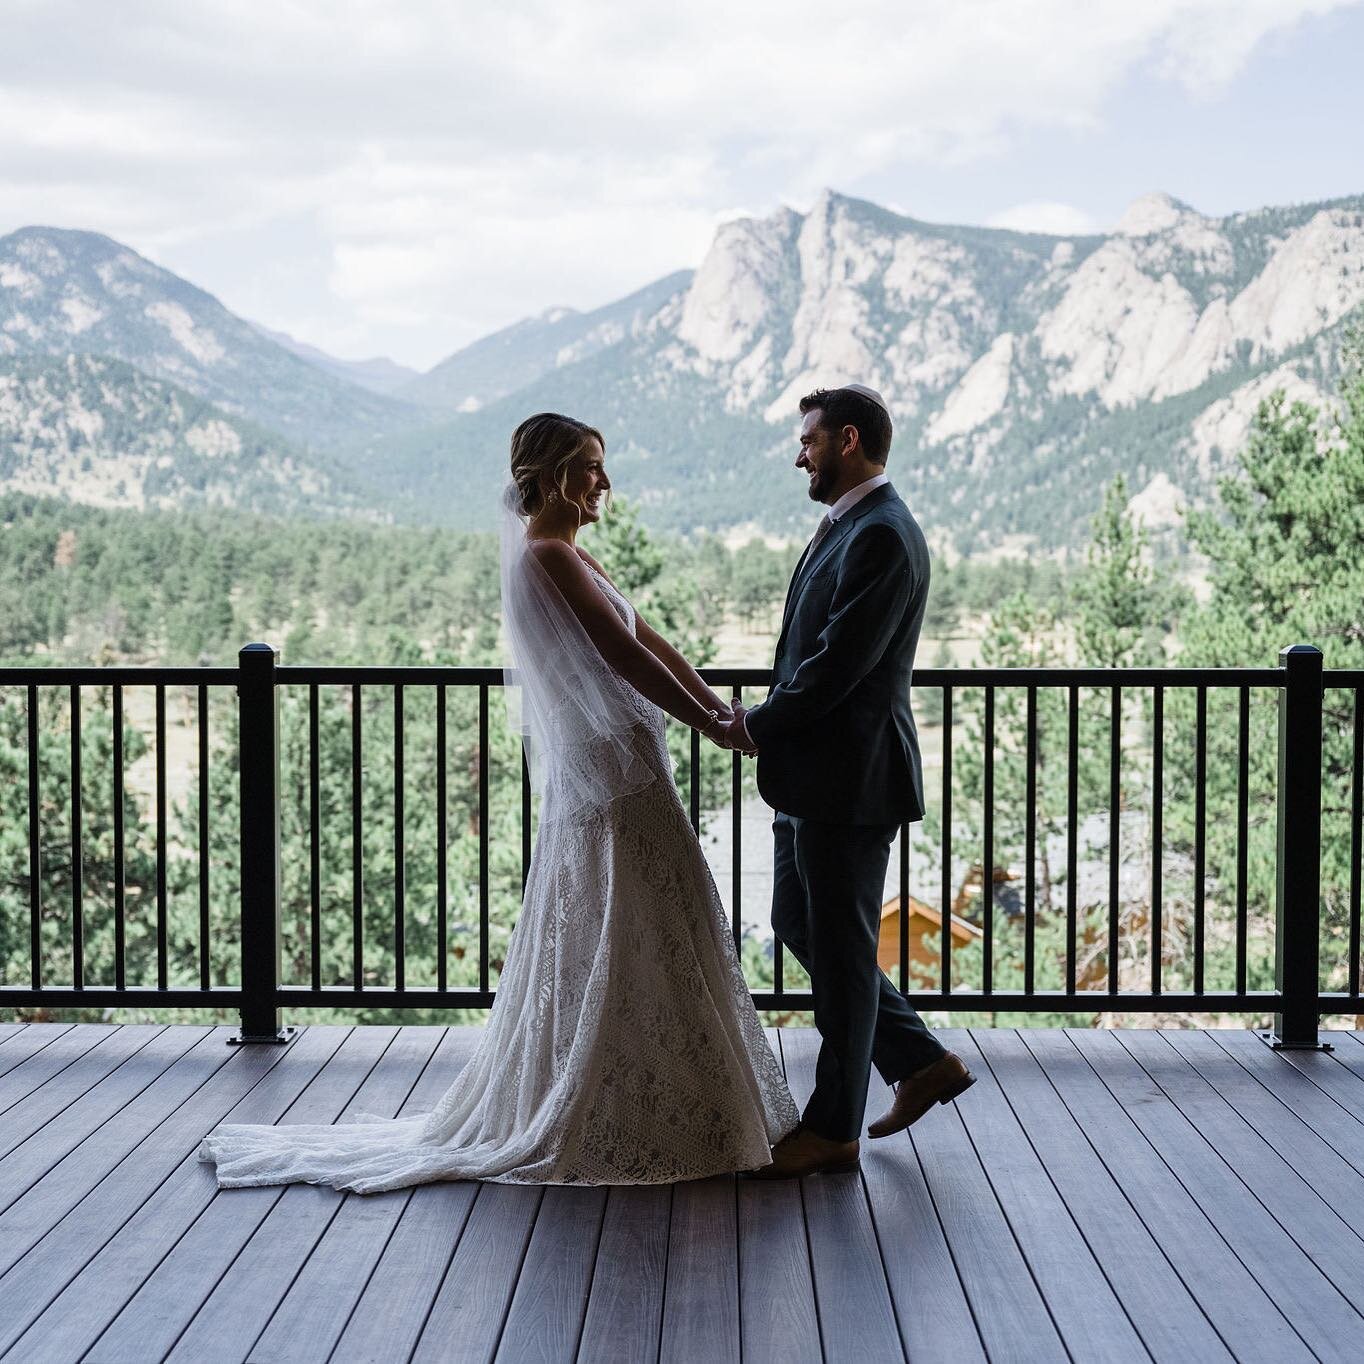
[843,382,889,414]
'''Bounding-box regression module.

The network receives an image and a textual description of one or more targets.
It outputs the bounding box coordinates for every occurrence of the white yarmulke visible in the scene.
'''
[843,382,889,414]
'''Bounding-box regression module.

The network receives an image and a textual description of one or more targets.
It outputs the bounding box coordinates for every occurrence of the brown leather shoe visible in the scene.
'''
[744,1126,861,1179]
[867,1052,976,1138]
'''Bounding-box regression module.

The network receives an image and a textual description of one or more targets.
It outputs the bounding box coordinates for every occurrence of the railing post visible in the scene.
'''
[230,643,292,1044]
[1268,644,1329,1050]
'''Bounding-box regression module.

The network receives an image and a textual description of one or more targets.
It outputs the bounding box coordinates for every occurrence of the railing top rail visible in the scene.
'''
[0,666,240,687]
[1324,669,1364,685]
[277,664,1288,687]
[0,663,1296,688]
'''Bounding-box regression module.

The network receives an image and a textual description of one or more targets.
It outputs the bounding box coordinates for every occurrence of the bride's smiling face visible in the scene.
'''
[560,438,611,524]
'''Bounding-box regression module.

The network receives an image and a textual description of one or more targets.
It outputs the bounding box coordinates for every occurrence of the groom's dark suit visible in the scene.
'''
[745,480,946,1142]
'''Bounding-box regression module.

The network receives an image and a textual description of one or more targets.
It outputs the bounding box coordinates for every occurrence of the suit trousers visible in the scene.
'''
[771,812,946,1142]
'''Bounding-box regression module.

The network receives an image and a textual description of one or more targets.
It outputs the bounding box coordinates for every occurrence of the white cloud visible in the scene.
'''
[987,202,1102,235]
[0,0,1355,366]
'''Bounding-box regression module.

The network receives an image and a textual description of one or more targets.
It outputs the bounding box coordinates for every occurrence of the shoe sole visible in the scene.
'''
[741,1158,862,1180]
[867,1070,978,1139]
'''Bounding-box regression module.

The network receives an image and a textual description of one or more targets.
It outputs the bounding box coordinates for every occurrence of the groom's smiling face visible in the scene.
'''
[796,408,838,504]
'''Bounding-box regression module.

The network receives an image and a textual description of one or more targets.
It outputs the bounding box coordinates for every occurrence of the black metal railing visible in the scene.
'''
[1,644,1360,1048]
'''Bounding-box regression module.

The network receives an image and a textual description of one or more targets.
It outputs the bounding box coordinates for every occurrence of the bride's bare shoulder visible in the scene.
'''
[526,537,595,590]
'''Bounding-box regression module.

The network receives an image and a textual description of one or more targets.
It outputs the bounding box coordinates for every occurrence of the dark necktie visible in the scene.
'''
[806,514,834,561]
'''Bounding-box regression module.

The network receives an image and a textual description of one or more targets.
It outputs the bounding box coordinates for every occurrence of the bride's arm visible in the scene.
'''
[576,550,732,719]
[531,541,725,734]
[634,614,732,719]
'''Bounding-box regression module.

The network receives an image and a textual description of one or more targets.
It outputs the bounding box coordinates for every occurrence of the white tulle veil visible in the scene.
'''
[499,481,656,820]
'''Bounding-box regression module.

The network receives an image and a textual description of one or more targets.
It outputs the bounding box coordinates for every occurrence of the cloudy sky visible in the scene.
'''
[3,0,1361,370]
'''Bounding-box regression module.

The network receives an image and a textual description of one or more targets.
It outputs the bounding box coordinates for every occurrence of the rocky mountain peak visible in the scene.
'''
[1114,192,1198,237]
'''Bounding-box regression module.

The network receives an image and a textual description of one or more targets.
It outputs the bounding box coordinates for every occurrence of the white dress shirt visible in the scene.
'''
[739,472,893,746]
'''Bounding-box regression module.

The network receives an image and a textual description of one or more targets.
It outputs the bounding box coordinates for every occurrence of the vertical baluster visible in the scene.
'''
[27,685,41,990]
[479,683,490,995]
[1025,686,1038,995]
[351,683,364,990]
[1066,686,1078,996]
[983,686,994,996]
[1108,686,1120,995]
[521,750,532,896]
[1349,686,1362,1001]
[70,685,83,991]
[309,684,321,993]
[689,727,701,833]
[1236,686,1250,999]
[394,684,405,992]
[1151,686,1163,997]
[437,683,448,993]
[113,684,126,992]
[198,685,210,990]
[155,685,167,990]
[1194,686,1207,995]
[898,822,909,995]
[731,687,742,956]
[941,685,953,997]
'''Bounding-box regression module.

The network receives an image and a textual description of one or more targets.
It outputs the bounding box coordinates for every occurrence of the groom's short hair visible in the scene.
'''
[799,387,893,464]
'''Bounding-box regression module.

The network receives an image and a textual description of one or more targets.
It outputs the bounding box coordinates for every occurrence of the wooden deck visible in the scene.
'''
[0,1024,1362,1363]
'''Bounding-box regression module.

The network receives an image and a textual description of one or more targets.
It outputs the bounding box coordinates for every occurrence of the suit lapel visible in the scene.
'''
[775,484,896,649]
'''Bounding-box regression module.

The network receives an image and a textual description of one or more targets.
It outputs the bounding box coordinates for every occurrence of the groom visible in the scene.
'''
[724,384,975,1178]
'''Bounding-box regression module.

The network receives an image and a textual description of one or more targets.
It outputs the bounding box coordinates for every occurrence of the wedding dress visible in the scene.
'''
[198,498,797,1194]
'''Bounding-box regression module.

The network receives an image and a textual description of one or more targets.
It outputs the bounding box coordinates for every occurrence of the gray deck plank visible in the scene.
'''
[327,1182,480,1364]
[574,1186,671,1364]
[1116,1030,1364,1296]
[248,1028,482,1364]
[0,1024,25,1042]
[1066,1028,1363,1363]
[0,1022,72,1081]
[160,1026,439,1364]
[859,1080,987,1364]
[972,1028,1229,1364]
[0,1021,94,1102]
[493,1186,607,1364]
[659,1175,740,1364]
[0,1025,209,1222]
[0,1022,162,1141]
[8,1025,1361,1364]
[735,1027,819,1364]
[81,1026,390,1363]
[1174,1029,1364,1187]
[940,1029,1150,1363]
[410,1182,545,1364]
[1019,1029,1309,1364]
[1209,1029,1364,1169]
[322,1029,489,1364]
[0,1027,346,1363]
[1261,1034,1364,1123]
[903,1035,1067,1364]
[780,1027,904,1364]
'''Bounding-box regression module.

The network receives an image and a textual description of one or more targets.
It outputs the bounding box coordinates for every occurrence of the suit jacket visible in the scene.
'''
[745,482,929,824]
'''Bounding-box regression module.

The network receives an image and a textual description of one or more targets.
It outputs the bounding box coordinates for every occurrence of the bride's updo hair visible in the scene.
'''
[509,412,606,517]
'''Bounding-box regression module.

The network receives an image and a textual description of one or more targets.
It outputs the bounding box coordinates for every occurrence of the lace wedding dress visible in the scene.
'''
[198,558,797,1194]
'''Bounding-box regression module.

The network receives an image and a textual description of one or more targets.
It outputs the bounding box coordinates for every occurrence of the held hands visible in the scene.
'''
[706,702,758,757]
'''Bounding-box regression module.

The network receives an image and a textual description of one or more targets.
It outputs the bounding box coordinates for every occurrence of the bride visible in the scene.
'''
[198,413,798,1192]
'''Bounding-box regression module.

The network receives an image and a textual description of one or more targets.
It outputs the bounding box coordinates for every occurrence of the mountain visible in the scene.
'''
[368,188,1364,550]
[399,271,693,411]
[249,323,420,397]
[0,227,421,450]
[7,192,1364,549]
[0,353,361,517]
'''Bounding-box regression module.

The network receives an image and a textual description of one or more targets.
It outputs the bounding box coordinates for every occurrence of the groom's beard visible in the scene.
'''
[807,466,835,502]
